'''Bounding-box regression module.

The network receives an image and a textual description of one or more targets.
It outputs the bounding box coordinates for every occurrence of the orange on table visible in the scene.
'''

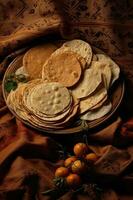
[55,167,69,177]
[66,173,81,188]
[73,143,88,157]
[85,153,98,163]
[64,156,77,168]
[71,160,87,174]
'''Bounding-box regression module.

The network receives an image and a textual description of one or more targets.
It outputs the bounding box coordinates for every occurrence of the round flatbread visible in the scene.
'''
[42,51,82,87]
[90,95,107,110]
[35,107,71,122]
[7,90,16,110]
[33,96,79,122]
[51,46,87,70]
[15,66,29,78]
[24,80,73,117]
[79,86,107,114]
[71,68,102,99]
[63,39,92,67]
[23,43,57,79]
[7,84,29,120]
[80,101,112,121]
[7,83,26,110]
[96,54,120,85]
[29,103,79,129]
[25,82,71,116]
[91,61,112,89]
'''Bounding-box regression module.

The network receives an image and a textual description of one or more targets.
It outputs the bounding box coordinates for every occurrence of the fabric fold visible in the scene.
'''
[0,1,133,199]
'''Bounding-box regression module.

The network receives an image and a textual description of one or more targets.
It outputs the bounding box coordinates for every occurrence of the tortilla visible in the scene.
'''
[79,86,107,114]
[7,90,16,110]
[42,51,82,87]
[80,101,112,121]
[33,96,79,122]
[71,68,102,99]
[23,85,72,119]
[96,54,120,85]
[7,84,30,120]
[25,82,71,116]
[52,46,87,70]
[6,80,78,129]
[91,61,112,89]
[15,66,29,78]
[29,102,79,128]
[63,39,92,67]
[23,43,57,79]
[90,95,107,110]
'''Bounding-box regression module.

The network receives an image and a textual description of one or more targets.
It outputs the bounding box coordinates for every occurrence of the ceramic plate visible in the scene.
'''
[2,51,125,134]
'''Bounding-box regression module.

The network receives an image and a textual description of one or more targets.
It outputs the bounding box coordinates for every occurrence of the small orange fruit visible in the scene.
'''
[66,173,81,188]
[85,153,98,163]
[55,167,69,177]
[71,160,87,174]
[73,143,88,157]
[64,156,77,168]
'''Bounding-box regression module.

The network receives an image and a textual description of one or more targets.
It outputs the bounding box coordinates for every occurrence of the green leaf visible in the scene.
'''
[53,177,67,190]
[5,80,18,92]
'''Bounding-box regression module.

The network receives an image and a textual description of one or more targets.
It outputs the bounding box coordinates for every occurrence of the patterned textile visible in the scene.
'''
[0,1,133,200]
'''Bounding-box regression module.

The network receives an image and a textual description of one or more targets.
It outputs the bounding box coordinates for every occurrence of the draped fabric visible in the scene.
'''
[0,1,133,199]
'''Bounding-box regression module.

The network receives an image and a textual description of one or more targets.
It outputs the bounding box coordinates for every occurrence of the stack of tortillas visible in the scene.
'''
[7,80,79,129]
[7,39,120,130]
